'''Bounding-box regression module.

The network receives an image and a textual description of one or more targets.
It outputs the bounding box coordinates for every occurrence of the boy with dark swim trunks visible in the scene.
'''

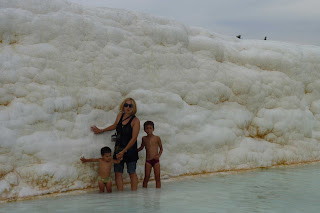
[138,121,163,188]
[80,147,121,193]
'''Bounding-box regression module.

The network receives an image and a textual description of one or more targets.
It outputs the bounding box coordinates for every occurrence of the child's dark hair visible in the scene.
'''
[144,120,154,129]
[101,146,111,156]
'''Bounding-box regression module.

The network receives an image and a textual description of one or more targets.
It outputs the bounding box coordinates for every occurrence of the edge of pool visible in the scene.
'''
[1,160,319,204]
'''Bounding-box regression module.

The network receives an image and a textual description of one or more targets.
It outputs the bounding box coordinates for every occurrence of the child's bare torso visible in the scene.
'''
[143,135,160,160]
[98,159,112,178]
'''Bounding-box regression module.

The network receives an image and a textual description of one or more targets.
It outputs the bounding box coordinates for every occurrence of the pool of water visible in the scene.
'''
[1,163,320,213]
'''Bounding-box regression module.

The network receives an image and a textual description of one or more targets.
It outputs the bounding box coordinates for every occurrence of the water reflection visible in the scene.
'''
[1,163,320,213]
[141,189,161,213]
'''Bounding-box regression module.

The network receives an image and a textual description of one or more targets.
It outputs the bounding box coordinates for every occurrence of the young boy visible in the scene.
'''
[138,121,163,188]
[80,146,120,193]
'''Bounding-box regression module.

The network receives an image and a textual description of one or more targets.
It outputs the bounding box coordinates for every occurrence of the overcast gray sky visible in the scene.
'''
[68,0,320,46]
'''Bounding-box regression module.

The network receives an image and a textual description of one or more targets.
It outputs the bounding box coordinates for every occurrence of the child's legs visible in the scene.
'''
[153,162,161,188]
[143,162,152,188]
[98,181,105,193]
[106,181,112,193]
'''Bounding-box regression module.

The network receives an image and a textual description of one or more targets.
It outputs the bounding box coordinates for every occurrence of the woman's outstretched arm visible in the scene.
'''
[91,113,122,134]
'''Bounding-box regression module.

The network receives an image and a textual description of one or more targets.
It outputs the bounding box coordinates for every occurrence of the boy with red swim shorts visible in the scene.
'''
[138,121,163,188]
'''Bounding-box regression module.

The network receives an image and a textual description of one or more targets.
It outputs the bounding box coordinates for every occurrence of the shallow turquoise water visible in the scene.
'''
[1,163,320,213]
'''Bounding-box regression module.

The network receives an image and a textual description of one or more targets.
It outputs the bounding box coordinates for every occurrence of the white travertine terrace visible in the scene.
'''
[0,0,320,200]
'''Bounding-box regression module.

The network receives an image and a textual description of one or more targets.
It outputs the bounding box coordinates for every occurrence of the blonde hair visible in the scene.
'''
[119,97,137,115]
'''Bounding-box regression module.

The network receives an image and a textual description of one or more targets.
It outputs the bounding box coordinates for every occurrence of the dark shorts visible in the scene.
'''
[114,161,137,174]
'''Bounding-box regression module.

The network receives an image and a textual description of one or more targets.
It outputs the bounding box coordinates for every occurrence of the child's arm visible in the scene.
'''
[137,137,145,152]
[155,137,163,159]
[80,157,100,163]
[112,159,122,164]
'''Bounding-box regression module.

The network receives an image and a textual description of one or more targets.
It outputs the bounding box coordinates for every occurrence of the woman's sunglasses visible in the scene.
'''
[124,103,133,108]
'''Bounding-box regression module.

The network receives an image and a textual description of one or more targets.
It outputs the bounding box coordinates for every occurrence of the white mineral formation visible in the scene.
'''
[0,0,320,200]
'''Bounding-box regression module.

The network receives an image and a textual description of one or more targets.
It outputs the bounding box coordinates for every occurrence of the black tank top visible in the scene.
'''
[113,113,139,162]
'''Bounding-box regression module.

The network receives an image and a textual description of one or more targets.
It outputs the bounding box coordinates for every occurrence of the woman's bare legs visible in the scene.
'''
[129,173,138,191]
[115,172,123,191]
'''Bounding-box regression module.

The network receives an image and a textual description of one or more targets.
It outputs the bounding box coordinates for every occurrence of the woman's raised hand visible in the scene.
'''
[91,125,104,134]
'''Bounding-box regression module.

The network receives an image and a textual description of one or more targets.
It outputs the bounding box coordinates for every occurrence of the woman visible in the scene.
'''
[91,98,140,191]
